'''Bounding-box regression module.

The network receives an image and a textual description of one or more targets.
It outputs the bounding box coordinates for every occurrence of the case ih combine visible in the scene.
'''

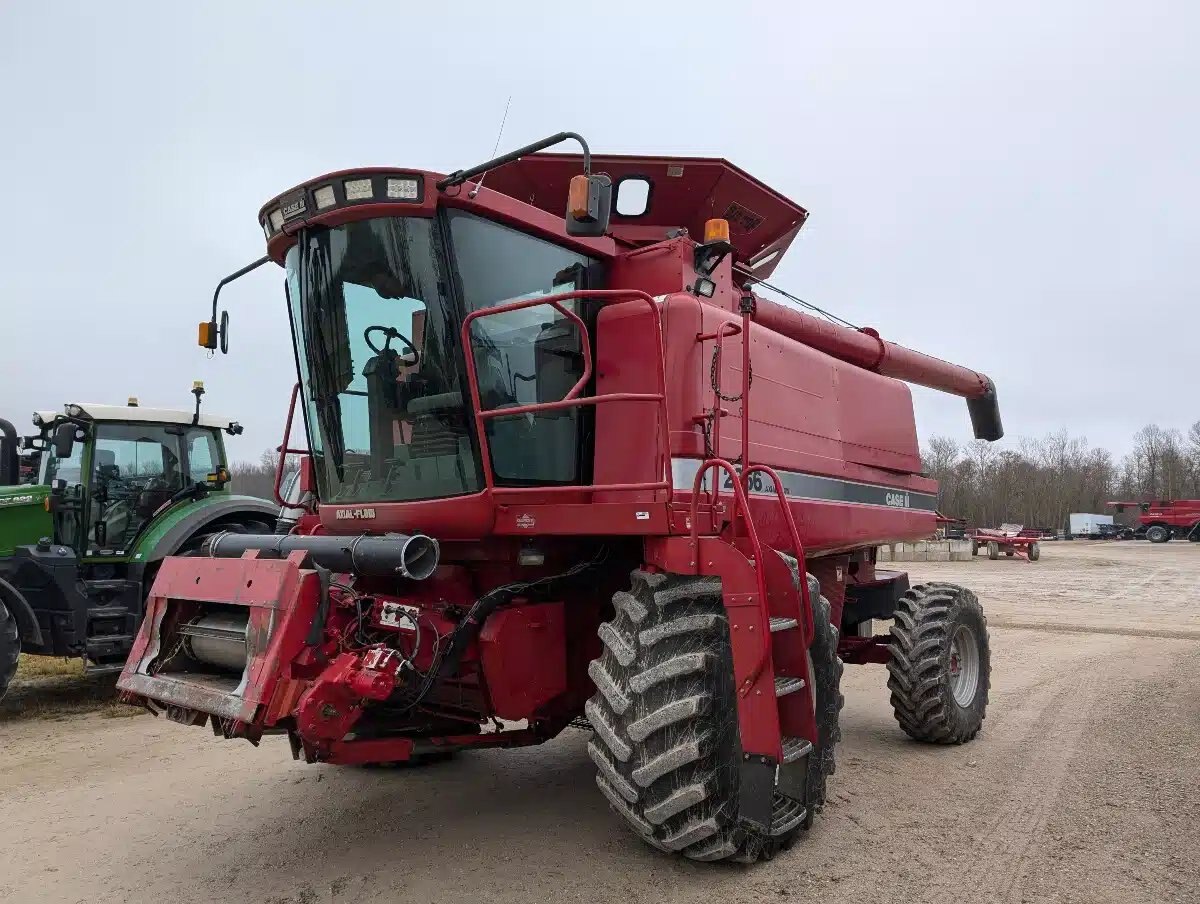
[1108,500,1200,543]
[118,133,1002,863]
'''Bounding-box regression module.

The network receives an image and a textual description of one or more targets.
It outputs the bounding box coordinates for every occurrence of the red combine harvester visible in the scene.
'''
[118,133,1002,863]
[1108,500,1200,543]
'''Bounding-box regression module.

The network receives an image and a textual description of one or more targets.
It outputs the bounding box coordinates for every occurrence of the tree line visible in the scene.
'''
[922,423,1200,529]
[227,422,1200,532]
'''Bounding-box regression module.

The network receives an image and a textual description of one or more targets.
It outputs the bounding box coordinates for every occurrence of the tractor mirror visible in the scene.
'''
[219,310,230,354]
[52,423,75,459]
[565,174,612,237]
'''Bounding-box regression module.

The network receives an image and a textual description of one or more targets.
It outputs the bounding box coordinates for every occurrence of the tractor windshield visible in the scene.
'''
[286,212,594,504]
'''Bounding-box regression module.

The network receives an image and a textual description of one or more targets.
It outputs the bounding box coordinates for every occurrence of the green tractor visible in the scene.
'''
[0,385,279,700]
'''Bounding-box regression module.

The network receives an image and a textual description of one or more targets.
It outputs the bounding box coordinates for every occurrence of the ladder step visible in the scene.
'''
[781,737,813,764]
[774,676,806,697]
[770,793,807,836]
[769,617,799,633]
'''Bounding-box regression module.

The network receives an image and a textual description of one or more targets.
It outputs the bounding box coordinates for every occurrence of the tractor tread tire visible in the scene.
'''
[887,582,990,744]
[587,567,841,864]
[0,599,18,703]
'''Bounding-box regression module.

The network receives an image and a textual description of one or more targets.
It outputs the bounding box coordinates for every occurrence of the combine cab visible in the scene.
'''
[119,133,1001,863]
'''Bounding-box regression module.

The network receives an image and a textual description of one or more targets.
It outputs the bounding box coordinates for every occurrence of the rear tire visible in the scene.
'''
[0,599,19,703]
[1146,525,1171,543]
[586,568,841,863]
[987,541,999,560]
[887,583,990,744]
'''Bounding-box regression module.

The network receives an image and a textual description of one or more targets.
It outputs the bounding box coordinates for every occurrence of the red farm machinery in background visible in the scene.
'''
[1108,500,1200,543]
[118,132,1002,864]
[969,525,1042,561]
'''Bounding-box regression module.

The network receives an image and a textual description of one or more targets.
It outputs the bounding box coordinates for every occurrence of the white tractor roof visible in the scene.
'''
[39,403,237,431]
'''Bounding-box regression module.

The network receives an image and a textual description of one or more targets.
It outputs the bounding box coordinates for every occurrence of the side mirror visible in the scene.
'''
[53,423,75,459]
[565,174,612,237]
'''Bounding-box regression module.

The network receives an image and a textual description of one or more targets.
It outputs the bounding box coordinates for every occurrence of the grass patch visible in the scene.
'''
[3,655,145,723]
[16,653,85,678]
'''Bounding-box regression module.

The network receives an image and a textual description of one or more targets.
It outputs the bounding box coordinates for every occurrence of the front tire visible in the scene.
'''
[887,583,990,744]
[1028,542,1041,561]
[0,599,19,702]
[987,541,999,560]
[586,568,841,863]
[1146,525,1171,543]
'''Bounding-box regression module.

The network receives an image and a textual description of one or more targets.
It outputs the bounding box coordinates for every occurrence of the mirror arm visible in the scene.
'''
[210,255,271,323]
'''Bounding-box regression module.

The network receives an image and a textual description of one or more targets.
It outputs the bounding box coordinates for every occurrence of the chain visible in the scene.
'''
[704,341,751,466]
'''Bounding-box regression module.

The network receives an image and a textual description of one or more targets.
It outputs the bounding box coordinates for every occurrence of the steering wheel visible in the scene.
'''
[364,325,420,364]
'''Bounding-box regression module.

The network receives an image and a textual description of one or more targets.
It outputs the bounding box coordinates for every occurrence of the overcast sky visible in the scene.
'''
[1,1,1196,462]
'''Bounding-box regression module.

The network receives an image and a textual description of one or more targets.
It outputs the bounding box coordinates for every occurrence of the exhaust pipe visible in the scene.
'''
[204,531,440,580]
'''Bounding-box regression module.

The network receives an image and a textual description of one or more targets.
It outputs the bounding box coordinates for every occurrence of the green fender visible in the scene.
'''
[128,493,280,565]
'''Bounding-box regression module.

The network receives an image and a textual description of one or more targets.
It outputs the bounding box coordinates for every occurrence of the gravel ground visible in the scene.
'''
[2,540,1197,904]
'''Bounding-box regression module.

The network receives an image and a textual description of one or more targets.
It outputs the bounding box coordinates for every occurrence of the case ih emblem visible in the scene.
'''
[515,513,536,529]
[335,507,377,520]
[885,492,911,508]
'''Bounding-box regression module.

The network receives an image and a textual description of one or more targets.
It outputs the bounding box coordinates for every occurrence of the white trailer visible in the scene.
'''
[1069,512,1114,539]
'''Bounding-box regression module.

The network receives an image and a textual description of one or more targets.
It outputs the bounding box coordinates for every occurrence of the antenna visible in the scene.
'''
[468,95,512,199]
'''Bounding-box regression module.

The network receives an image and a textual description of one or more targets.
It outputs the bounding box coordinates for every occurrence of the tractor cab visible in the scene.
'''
[35,397,241,558]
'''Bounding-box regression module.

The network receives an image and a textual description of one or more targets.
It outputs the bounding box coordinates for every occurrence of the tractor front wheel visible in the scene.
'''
[586,568,841,863]
[987,541,999,560]
[1028,542,1041,561]
[887,583,990,744]
[0,599,20,703]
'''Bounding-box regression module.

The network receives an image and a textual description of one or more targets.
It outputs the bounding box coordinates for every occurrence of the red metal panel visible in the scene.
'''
[480,154,809,278]
[479,604,566,720]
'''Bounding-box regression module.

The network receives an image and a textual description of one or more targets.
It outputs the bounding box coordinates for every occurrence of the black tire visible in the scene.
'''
[585,567,842,863]
[887,583,990,744]
[987,541,999,560]
[0,599,19,703]
[971,541,980,557]
[1146,525,1171,544]
[1028,542,1041,561]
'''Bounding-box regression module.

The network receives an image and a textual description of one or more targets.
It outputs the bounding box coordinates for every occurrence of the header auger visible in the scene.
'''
[119,132,999,864]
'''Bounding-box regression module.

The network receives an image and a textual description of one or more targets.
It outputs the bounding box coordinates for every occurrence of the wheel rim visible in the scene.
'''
[948,625,980,707]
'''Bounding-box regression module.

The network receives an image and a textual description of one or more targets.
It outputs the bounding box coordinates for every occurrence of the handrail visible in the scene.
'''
[273,383,305,508]
[460,289,672,503]
[688,458,771,684]
[743,464,813,644]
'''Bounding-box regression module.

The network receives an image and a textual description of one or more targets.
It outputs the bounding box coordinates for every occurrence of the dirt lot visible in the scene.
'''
[2,541,1198,904]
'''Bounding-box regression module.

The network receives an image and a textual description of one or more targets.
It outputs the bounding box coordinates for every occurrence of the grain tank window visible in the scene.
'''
[615,177,651,217]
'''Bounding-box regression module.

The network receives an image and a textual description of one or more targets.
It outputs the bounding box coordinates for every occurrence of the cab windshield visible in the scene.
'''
[44,421,221,554]
[286,211,595,504]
